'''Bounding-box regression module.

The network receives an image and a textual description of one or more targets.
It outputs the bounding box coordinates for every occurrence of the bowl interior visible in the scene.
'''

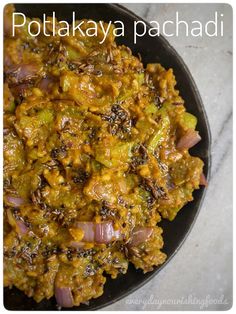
[4,3,211,311]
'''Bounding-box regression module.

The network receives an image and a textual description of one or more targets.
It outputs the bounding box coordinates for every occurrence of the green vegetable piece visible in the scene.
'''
[136,73,145,85]
[144,103,158,115]
[8,101,15,113]
[60,75,71,92]
[37,109,54,124]
[95,142,133,168]
[67,46,81,60]
[147,113,170,153]
[91,159,102,171]
[180,112,197,130]
[117,73,144,101]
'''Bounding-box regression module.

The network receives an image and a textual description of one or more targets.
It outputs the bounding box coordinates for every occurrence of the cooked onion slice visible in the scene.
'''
[199,172,208,186]
[38,76,56,93]
[74,221,121,244]
[55,286,74,308]
[3,128,10,135]
[16,220,28,235]
[6,63,40,83]
[4,13,12,37]
[95,221,120,243]
[177,129,201,150]
[128,227,153,247]
[5,195,25,207]
[6,208,28,236]
[74,222,95,242]
[12,83,31,97]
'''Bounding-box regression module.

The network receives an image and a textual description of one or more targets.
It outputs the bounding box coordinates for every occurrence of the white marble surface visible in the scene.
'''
[104,4,233,311]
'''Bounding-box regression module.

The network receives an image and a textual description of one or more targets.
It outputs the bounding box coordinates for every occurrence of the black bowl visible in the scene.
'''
[4,3,211,311]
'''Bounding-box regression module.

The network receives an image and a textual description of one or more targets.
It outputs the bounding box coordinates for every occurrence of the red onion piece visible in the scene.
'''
[128,227,153,247]
[38,76,56,93]
[95,221,115,244]
[11,82,31,98]
[177,129,201,150]
[4,48,23,69]
[16,220,28,235]
[113,229,122,240]
[4,14,12,37]
[200,172,208,186]
[74,221,121,244]
[5,63,40,83]
[6,208,28,236]
[74,222,95,242]
[3,128,10,135]
[4,54,12,68]
[55,286,74,308]
[5,195,25,207]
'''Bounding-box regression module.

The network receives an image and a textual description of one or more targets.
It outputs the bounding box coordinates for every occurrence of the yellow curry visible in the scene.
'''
[3,5,207,308]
